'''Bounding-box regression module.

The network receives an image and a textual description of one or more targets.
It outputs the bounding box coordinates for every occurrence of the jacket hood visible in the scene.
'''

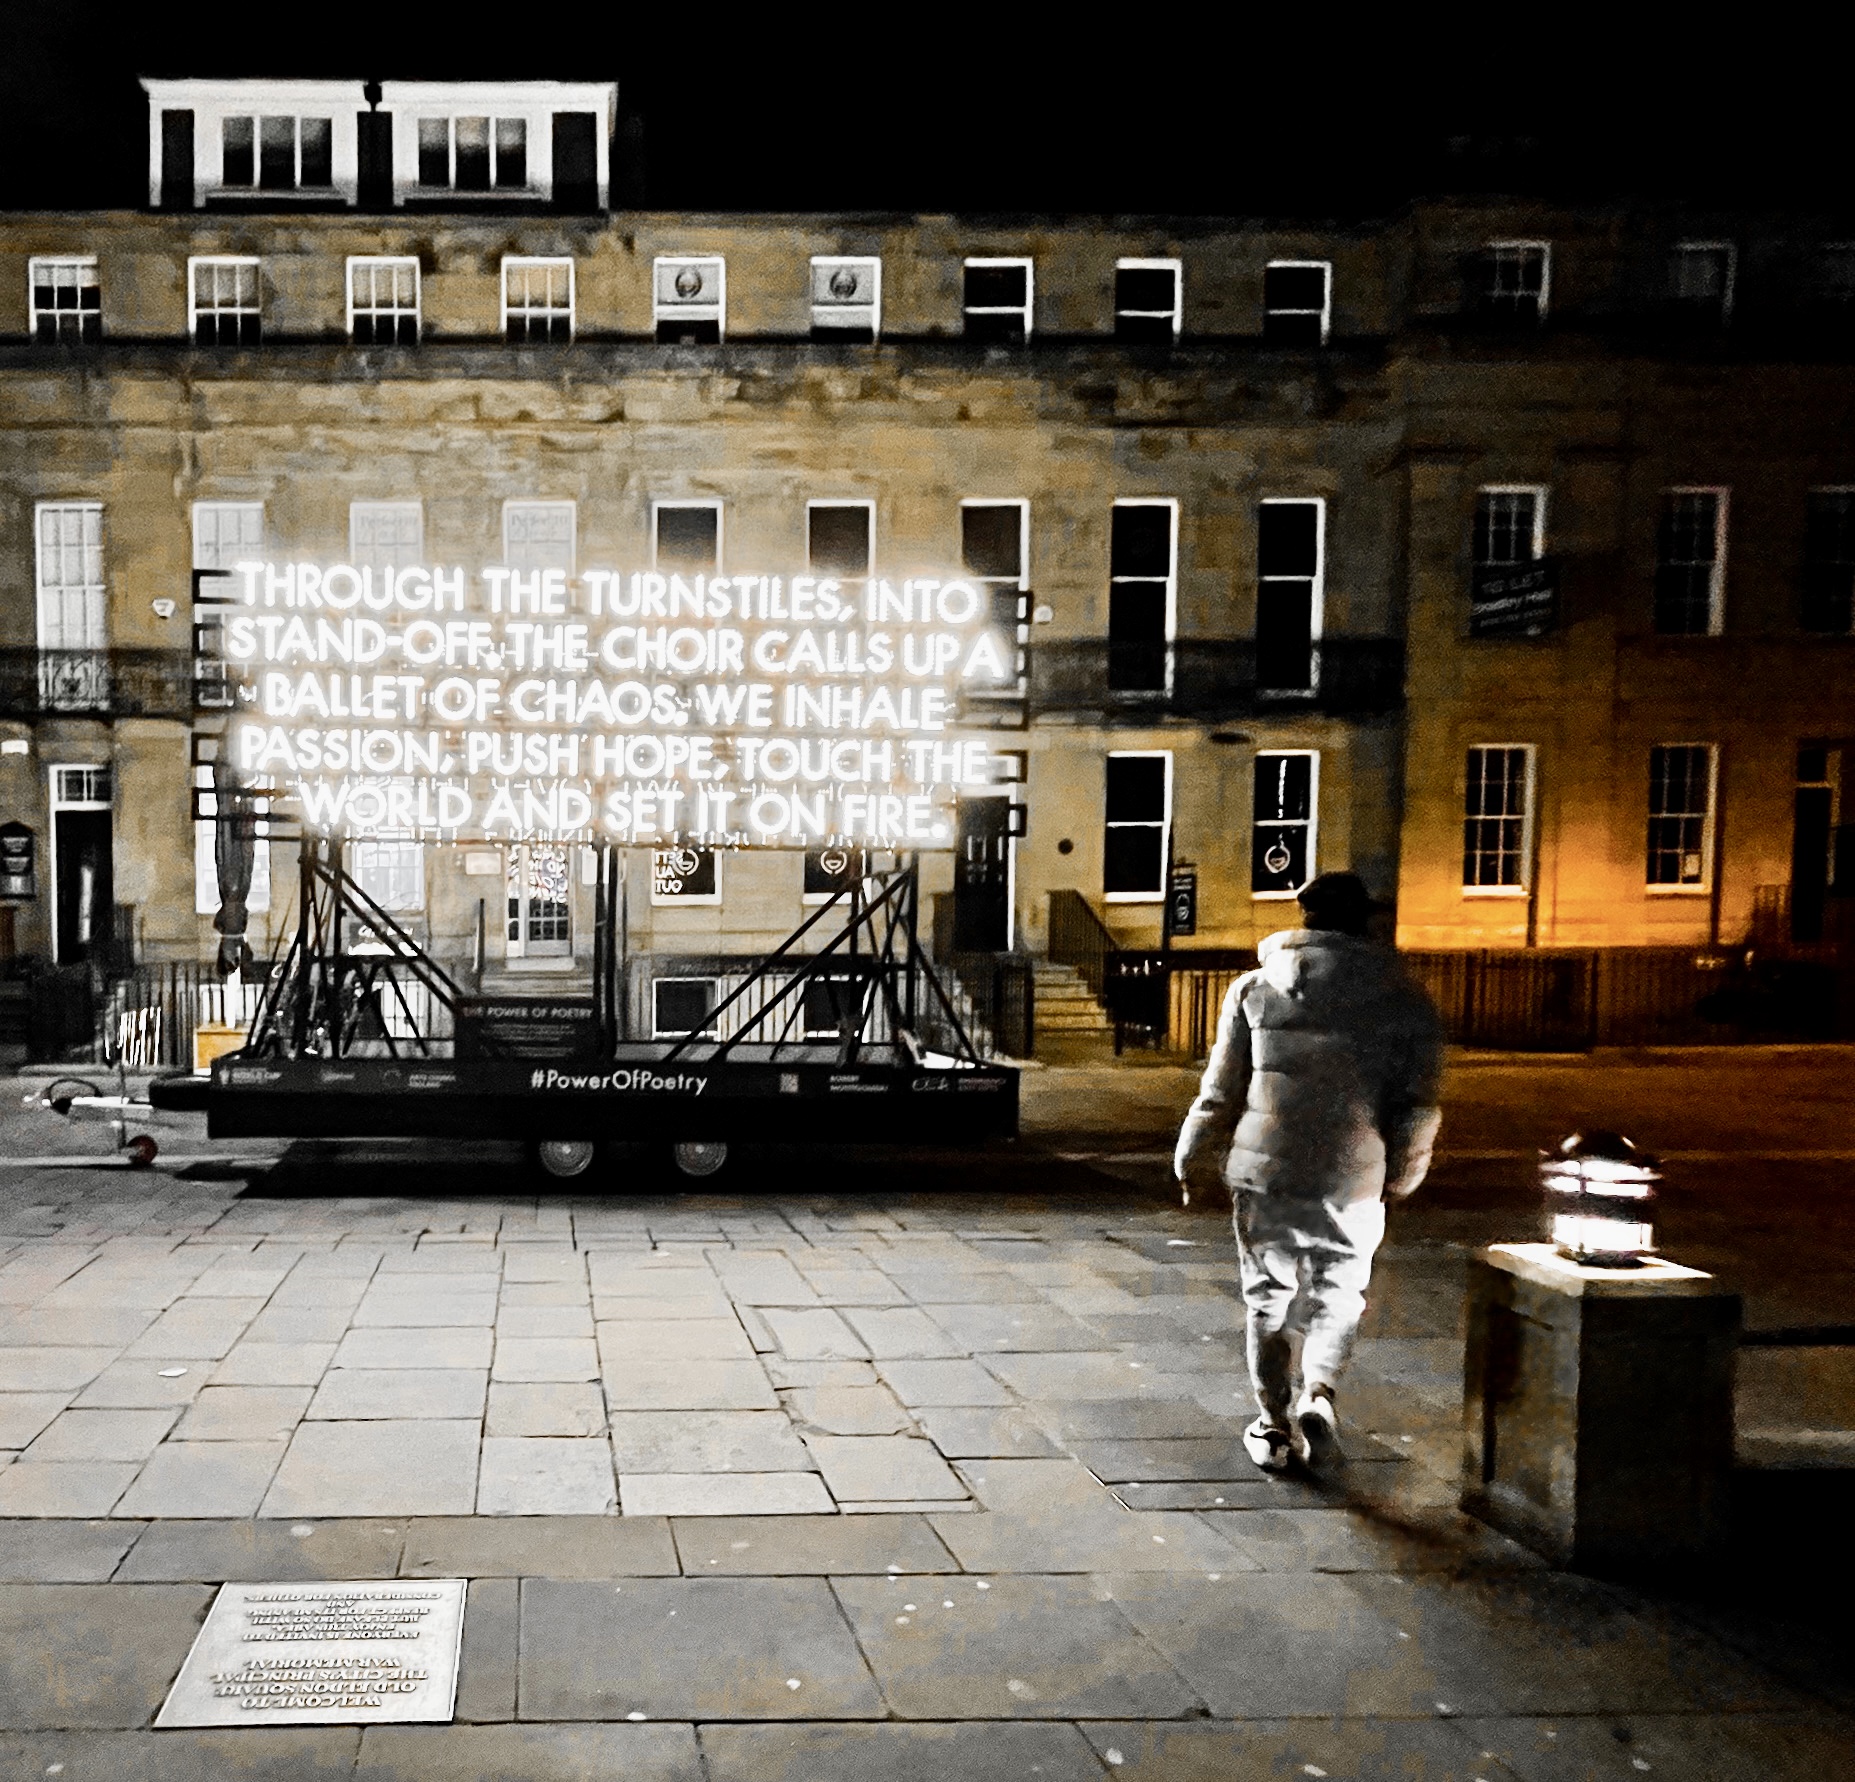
[1256,927,1400,1002]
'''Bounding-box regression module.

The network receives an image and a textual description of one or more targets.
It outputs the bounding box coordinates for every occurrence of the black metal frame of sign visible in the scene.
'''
[159,834,1018,1150]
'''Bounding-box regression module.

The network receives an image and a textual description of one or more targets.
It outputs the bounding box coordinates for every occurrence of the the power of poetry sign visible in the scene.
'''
[221,562,1018,848]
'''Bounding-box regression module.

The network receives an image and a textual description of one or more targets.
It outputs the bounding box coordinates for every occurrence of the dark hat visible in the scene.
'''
[1297,871,1379,933]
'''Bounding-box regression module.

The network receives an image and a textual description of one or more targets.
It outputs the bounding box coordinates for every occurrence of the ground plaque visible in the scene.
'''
[155,1578,467,1728]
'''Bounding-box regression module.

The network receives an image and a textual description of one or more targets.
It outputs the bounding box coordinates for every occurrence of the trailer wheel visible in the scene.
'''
[124,1134,159,1168]
[534,1139,596,1180]
[671,1140,729,1179]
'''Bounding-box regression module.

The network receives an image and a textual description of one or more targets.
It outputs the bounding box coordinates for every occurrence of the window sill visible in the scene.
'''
[1644,885,1711,897]
[1104,892,1164,904]
[1461,887,1530,898]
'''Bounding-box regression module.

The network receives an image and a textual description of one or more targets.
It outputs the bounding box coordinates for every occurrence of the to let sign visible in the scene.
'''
[1166,862,1198,938]
[1470,560,1560,637]
[0,822,34,899]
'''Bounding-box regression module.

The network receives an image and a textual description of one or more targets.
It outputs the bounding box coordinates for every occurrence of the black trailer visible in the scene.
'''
[152,838,1018,1179]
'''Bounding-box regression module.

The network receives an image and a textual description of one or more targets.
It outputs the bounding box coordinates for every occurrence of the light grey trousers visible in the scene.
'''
[1233,1190,1386,1424]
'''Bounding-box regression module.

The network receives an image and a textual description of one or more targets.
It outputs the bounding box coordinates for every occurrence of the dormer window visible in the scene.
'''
[220,115,333,191]
[417,116,529,191]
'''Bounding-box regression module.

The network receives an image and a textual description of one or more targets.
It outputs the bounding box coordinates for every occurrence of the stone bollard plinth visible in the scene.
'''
[1461,1242,1740,1574]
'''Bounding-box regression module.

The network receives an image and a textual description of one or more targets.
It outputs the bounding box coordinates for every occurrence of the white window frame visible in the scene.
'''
[652,499,724,572]
[652,975,719,1038]
[1646,743,1719,895]
[1657,486,1730,637]
[1672,241,1737,319]
[1103,748,1172,904]
[501,499,577,574]
[500,256,574,341]
[349,838,424,914]
[349,501,424,571]
[192,501,264,572]
[1483,240,1552,320]
[1263,259,1332,344]
[1114,257,1182,338]
[217,113,335,193]
[1251,748,1320,901]
[346,255,421,344]
[1805,485,1855,636]
[963,256,1034,339]
[415,113,532,192]
[1461,743,1536,897]
[34,501,106,652]
[187,255,262,344]
[653,255,726,340]
[192,502,263,705]
[1257,495,1326,693]
[650,846,722,908]
[806,499,876,575]
[1473,484,1549,566]
[28,256,99,344]
[505,842,572,959]
[960,498,1031,591]
[810,255,882,338]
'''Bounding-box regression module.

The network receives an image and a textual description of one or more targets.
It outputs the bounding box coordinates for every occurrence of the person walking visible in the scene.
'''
[1174,872,1443,1473]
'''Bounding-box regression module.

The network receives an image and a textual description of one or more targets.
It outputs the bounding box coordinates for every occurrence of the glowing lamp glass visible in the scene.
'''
[1541,1131,1659,1267]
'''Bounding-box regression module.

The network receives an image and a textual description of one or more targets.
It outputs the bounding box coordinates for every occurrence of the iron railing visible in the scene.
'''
[1026,637,1404,720]
[1046,889,1117,1001]
[0,648,198,720]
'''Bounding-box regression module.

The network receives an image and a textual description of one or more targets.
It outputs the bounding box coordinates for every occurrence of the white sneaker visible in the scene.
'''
[1295,1391,1342,1468]
[1242,1418,1295,1474]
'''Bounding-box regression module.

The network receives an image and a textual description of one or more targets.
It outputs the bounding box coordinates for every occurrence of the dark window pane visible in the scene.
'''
[656,318,721,344]
[809,505,870,575]
[395,314,418,346]
[964,310,1025,345]
[658,506,719,570]
[418,117,450,187]
[1802,565,1854,634]
[455,117,491,190]
[1253,753,1312,822]
[1257,582,1315,689]
[653,849,716,899]
[1265,265,1327,310]
[1116,266,1176,312]
[812,322,875,344]
[654,978,715,1036]
[222,116,254,186]
[1258,502,1319,577]
[79,312,101,343]
[962,505,1022,580]
[803,974,861,1037]
[804,848,864,896]
[1252,823,1309,894]
[1104,825,1164,894]
[1115,312,1175,343]
[1262,311,1324,347]
[259,117,295,189]
[1109,582,1167,643]
[1111,504,1172,576]
[301,117,332,186]
[1105,755,1166,824]
[965,264,1027,309]
[495,118,527,188]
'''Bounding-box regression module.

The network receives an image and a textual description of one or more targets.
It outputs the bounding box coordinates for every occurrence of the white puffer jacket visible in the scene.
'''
[1174,928,1444,1206]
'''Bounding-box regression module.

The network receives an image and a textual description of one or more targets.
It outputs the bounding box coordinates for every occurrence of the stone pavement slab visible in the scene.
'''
[1202,1505,1544,1573]
[485,1381,607,1436]
[307,1368,488,1420]
[619,1472,835,1516]
[912,1405,1062,1457]
[1070,1437,1269,1481]
[112,1439,285,1517]
[261,1419,480,1516]
[453,1575,516,1721]
[601,1357,779,1410]
[1033,1396,1246,1440]
[671,1513,957,1575]
[608,1410,812,1473]
[0,1729,361,1778]
[399,1514,679,1579]
[355,1722,702,1780]
[518,1577,886,1719]
[931,1505,1256,1573]
[116,1517,408,1581]
[490,1336,600,1382]
[477,1436,617,1514]
[334,1327,493,1369]
[70,1360,212,1409]
[0,1461,137,1516]
[24,1407,178,1462]
[802,1435,965,1502]
[785,1384,913,1434]
[0,1582,210,1728]
[3,1347,120,1391]
[0,1392,70,1447]
[700,1721,1108,1782]
[925,1303,1107,1352]
[0,1517,140,1581]
[1462,1711,1855,1782]
[495,1304,594,1338]
[596,1317,757,1360]
[839,1308,964,1358]
[174,1384,312,1441]
[1080,1718,1511,1781]
[832,1573,1204,1719]
[210,1341,338,1385]
[875,1359,1015,1405]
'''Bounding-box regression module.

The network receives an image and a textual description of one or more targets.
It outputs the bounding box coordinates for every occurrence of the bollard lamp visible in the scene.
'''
[1541,1130,1659,1266]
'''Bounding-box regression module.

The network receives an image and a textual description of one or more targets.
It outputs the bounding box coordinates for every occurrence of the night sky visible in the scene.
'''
[0,12,1823,216]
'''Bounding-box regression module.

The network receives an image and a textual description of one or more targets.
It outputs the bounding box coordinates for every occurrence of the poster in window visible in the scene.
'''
[803,847,865,899]
[0,823,35,899]
[1469,559,1559,637]
[1252,754,1313,895]
[652,847,717,902]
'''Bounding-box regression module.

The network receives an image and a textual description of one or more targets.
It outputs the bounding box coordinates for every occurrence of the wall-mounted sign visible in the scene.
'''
[0,822,36,900]
[1166,861,1198,938]
[220,562,1017,849]
[1470,560,1560,638]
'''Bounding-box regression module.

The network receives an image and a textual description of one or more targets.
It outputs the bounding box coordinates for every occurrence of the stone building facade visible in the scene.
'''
[0,78,1849,1022]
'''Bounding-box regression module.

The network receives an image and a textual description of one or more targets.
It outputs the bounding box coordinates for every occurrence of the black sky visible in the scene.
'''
[0,9,1823,216]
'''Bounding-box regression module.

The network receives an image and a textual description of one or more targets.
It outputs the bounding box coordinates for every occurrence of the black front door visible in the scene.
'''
[1793,784,1834,942]
[55,809,111,964]
[953,797,1011,951]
